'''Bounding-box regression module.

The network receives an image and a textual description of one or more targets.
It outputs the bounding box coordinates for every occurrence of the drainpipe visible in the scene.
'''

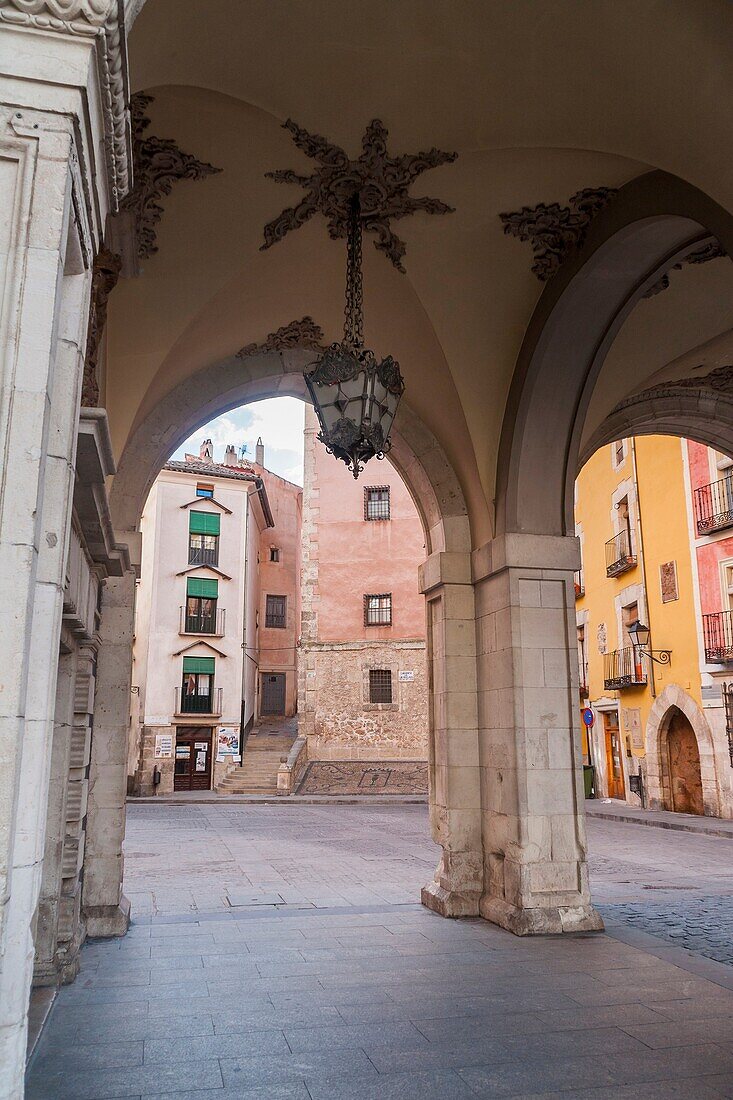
[631,437,656,698]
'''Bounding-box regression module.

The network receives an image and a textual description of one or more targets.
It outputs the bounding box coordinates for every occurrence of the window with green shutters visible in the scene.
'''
[189,512,220,535]
[181,656,215,713]
[185,578,218,634]
[186,577,218,599]
[182,656,215,674]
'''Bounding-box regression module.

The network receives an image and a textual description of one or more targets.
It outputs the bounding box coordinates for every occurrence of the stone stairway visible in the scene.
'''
[216,727,296,794]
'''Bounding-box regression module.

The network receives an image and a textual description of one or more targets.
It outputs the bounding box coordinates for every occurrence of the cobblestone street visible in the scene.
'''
[27,805,733,1098]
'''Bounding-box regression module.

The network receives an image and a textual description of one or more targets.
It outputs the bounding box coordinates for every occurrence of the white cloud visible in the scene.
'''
[171,397,306,485]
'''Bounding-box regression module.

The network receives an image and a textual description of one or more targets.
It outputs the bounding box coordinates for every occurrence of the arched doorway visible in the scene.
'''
[664,708,704,815]
[106,351,484,919]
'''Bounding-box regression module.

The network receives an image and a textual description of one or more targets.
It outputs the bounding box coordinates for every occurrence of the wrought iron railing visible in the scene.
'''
[605,529,636,577]
[603,647,646,690]
[574,570,585,598]
[702,610,733,663]
[723,682,733,766]
[179,606,225,635]
[694,475,733,535]
[188,544,219,566]
[175,686,222,715]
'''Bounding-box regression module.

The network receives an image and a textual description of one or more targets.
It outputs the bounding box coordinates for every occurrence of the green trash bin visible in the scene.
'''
[583,764,595,799]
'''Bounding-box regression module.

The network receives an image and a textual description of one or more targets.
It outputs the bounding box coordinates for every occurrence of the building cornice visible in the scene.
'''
[0,0,131,211]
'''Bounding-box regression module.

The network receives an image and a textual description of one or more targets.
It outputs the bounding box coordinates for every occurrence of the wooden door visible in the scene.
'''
[261,673,286,716]
[603,712,625,800]
[667,712,704,815]
[174,727,212,791]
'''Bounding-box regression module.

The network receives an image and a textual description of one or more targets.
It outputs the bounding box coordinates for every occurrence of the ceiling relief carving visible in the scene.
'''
[613,365,733,414]
[642,241,727,298]
[0,0,110,29]
[236,317,327,359]
[499,187,618,281]
[121,93,221,260]
[82,246,121,407]
[260,118,457,273]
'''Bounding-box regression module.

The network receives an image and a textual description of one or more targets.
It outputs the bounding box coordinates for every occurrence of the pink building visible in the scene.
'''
[297,408,429,793]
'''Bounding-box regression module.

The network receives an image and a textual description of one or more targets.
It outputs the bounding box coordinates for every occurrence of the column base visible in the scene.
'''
[421,879,481,918]
[83,894,131,938]
[480,893,604,935]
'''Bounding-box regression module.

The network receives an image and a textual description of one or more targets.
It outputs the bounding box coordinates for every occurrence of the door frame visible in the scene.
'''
[174,726,213,791]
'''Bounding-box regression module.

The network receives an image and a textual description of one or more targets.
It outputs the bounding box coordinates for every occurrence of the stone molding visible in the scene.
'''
[499,187,617,281]
[644,684,722,817]
[82,246,121,406]
[471,533,581,583]
[120,92,221,260]
[643,240,726,297]
[0,0,132,210]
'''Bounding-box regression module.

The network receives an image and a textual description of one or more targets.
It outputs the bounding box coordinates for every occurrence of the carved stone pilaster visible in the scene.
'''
[82,246,121,407]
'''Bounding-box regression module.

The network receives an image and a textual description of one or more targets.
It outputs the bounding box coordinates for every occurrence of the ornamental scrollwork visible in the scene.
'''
[236,317,327,359]
[643,241,727,298]
[121,93,222,260]
[82,246,122,406]
[260,118,457,273]
[499,187,618,281]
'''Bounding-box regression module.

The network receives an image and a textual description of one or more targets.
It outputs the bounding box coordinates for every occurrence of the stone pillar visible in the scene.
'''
[0,109,92,1090]
[419,552,483,917]
[473,533,603,934]
[82,572,135,936]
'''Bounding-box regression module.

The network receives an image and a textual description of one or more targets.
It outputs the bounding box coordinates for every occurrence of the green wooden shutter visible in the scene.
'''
[189,511,220,536]
[186,577,218,599]
[182,656,215,674]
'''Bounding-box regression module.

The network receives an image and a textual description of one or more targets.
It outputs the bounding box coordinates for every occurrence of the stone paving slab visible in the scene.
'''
[585,798,733,838]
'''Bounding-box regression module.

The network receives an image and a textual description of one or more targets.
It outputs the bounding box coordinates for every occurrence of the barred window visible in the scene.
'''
[364,486,390,521]
[369,668,393,704]
[265,594,287,628]
[364,593,392,626]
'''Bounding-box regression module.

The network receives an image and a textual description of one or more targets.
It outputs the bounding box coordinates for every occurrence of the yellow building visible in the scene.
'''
[575,435,732,816]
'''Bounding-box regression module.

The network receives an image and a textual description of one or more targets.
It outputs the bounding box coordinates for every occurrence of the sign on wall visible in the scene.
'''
[398,670,415,682]
[660,560,679,603]
[623,707,644,749]
[154,733,173,759]
[216,727,241,762]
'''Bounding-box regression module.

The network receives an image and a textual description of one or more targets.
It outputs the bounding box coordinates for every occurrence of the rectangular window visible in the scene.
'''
[265,594,287,628]
[188,532,219,566]
[365,486,390,521]
[614,439,625,467]
[189,511,220,535]
[270,547,280,562]
[181,656,214,713]
[364,593,392,626]
[196,484,214,498]
[369,668,393,704]
[185,579,218,633]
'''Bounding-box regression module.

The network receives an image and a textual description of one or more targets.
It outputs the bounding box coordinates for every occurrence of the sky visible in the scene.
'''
[171,397,306,485]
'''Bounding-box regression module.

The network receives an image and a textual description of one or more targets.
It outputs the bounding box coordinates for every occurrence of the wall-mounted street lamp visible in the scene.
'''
[626,619,672,669]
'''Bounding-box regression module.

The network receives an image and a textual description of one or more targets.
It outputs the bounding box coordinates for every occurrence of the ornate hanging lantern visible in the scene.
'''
[304,197,404,477]
[260,118,457,477]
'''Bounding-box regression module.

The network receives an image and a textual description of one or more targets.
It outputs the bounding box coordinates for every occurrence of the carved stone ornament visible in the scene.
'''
[0,1,131,208]
[121,93,222,260]
[236,316,327,359]
[499,187,618,281]
[597,622,607,656]
[260,118,457,272]
[82,246,122,406]
[643,241,727,298]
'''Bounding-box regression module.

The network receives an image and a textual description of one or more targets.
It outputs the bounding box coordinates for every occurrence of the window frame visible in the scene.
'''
[265,593,287,629]
[364,592,392,627]
[188,531,219,566]
[270,546,280,563]
[364,485,391,521]
[368,668,393,704]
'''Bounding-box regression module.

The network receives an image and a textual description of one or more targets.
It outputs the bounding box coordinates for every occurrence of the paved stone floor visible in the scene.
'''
[27,806,733,1099]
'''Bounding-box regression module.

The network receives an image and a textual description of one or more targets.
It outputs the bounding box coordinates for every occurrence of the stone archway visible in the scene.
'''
[107,348,483,918]
[645,686,721,818]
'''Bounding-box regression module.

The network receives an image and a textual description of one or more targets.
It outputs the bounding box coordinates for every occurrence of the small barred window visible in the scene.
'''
[369,668,393,704]
[364,486,390,521]
[364,593,392,626]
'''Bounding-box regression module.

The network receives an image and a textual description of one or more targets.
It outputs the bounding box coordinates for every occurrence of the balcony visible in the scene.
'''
[605,529,637,578]
[179,606,226,636]
[574,570,585,598]
[175,686,222,716]
[694,476,733,535]
[603,647,647,690]
[702,610,733,663]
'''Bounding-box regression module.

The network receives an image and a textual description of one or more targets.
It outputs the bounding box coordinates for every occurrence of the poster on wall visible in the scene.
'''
[154,733,173,759]
[216,727,241,762]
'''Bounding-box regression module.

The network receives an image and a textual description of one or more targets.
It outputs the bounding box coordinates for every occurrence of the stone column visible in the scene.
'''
[419,551,483,917]
[473,533,603,934]
[0,109,92,1091]
[82,572,135,936]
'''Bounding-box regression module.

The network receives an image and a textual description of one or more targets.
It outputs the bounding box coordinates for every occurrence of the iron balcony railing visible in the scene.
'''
[702,610,733,663]
[175,686,222,715]
[603,647,647,690]
[574,570,585,598]
[605,529,637,577]
[694,475,733,535]
[179,606,226,635]
[188,544,219,567]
